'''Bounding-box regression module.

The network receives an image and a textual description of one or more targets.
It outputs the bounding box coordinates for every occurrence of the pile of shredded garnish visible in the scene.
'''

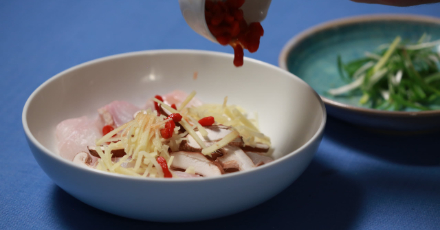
[330,34,440,111]
[93,91,270,178]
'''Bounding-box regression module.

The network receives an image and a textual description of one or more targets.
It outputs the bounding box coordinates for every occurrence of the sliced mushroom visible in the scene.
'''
[178,140,223,160]
[241,143,270,153]
[180,125,240,149]
[98,107,114,126]
[170,151,224,177]
[73,151,92,167]
[226,137,245,147]
[192,125,234,145]
[88,146,126,158]
[217,145,256,171]
[170,169,202,178]
[245,152,273,166]
[180,125,267,154]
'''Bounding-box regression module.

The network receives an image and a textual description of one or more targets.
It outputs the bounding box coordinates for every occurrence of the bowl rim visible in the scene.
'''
[279,13,440,118]
[22,49,327,183]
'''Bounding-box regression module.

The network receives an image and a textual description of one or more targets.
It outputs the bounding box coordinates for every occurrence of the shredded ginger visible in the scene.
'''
[186,99,271,147]
[95,109,184,178]
[92,92,271,178]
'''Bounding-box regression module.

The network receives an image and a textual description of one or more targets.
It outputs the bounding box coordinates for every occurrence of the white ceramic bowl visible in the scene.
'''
[22,50,326,222]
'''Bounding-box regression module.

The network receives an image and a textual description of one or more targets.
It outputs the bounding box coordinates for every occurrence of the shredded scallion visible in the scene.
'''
[330,35,440,111]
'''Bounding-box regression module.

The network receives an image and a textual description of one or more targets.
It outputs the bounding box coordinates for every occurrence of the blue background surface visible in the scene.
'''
[1,1,440,229]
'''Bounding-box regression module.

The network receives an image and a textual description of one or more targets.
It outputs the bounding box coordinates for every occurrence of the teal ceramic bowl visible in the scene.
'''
[279,14,440,132]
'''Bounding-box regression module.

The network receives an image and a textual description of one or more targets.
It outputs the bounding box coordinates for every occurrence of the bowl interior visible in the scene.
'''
[25,50,324,164]
[283,16,440,111]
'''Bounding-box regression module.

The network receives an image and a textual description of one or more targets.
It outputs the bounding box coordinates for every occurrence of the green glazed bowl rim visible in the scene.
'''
[279,14,440,118]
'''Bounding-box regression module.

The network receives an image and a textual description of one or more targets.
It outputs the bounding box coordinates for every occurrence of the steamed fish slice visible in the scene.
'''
[56,116,102,161]
[145,90,203,109]
[100,101,141,127]
[164,90,203,108]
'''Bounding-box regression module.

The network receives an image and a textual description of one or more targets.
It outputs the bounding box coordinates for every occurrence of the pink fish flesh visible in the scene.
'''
[145,90,203,109]
[56,116,103,161]
[99,101,140,127]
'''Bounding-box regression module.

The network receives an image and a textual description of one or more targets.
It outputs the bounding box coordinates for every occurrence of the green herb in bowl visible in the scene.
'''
[330,34,440,111]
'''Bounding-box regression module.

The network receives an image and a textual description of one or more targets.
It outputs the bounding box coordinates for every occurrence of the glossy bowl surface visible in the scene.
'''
[23,50,326,222]
[279,14,440,132]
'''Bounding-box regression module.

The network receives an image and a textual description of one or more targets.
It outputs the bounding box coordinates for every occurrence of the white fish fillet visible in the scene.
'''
[99,101,140,127]
[145,90,203,109]
[56,116,102,161]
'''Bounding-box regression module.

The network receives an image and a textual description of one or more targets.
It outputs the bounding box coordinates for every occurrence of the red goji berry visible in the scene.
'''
[226,0,245,9]
[233,9,243,21]
[205,0,214,10]
[224,14,235,24]
[156,156,173,178]
[168,113,182,123]
[211,13,224,26]
[198,116,215,126]
[230,21,240,37]
[205,0,263,67]
[247,36,260,53]
[217,1,229,12]
[233,45,244,67]
[216,34,232,46]
[205,10,213,22]
[238,33,248,49]
[249,22,264,36]
[238,17,248,31]
[154,95,164,116]
[208,24,224,37]
[102,125,114,136]
[160,120,175,139]
[166,120,175,131]
[102,125,116,144]
[160,128,171,139]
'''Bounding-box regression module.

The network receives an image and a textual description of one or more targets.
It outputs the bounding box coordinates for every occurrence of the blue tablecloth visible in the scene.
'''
[2,1,440,229]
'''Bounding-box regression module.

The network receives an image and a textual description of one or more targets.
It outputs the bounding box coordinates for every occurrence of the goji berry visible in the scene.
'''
[205,0,264,67]
[198,116,215,126]
[226,0,245,8]
[156,156,173,178]
[160,128,171,139]
[160,120,175,139]
[154,95,164,116]
[217,34,232,46]
[102,125,114,136]
[233,45,244,66]
[168,113,182,123]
